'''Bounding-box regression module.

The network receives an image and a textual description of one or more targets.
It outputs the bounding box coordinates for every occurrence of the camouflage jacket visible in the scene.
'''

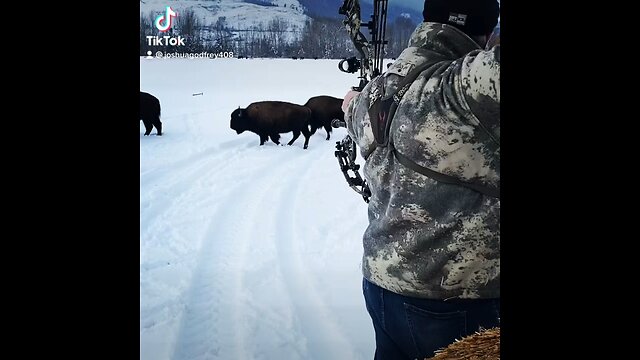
[345,23,500,299]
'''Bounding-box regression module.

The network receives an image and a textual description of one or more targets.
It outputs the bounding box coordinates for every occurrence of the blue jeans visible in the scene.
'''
[362,278,500,360]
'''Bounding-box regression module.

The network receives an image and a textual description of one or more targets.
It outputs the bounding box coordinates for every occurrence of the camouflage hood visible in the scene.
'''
[345,22,500,299]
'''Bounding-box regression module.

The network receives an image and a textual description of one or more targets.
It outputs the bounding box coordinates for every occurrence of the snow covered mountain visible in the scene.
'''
[140,0,422,33]
[140,0,310,33]
[139,0,423,57]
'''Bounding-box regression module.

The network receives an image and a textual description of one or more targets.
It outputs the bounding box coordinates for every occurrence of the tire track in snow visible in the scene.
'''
[140,141,300,274]
[271,144,360,360]
[140,143,258,359]
[170,145,312,360]
[140,140,268,252]
[140,142,279,359]
[140,138,249,197]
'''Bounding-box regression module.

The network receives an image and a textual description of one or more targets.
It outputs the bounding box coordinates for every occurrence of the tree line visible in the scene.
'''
[140,10,417,59]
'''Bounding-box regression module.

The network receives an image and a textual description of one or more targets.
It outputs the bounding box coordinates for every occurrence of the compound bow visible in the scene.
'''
[333,0,389,203]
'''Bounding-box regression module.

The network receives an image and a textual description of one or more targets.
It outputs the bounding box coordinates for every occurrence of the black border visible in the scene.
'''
[23,1,141,357]
[501,2,586,357]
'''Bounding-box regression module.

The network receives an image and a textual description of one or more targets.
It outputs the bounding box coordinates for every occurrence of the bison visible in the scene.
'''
[140,92,162,136]
[230,101,312,149]
[304,95,344,141]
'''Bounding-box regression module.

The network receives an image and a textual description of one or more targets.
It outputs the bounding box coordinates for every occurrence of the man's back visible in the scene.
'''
[345,22,500,300]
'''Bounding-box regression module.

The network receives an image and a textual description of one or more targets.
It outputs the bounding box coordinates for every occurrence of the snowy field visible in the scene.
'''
[140,57,380,360]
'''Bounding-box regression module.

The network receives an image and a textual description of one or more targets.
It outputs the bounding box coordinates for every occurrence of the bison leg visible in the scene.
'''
[153,117,163,136]
[270,133,281,145]
[309,126,317,136]
[323,124,332,140]
[142,119,153,136]
[302,126,311,150]
[259,134,269,146]
[287,130,301,146]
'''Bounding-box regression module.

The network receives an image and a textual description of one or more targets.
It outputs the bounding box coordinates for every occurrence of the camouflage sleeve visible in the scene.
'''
[456,45,500,138]
[344,91,359,138]
[345,78,379,159]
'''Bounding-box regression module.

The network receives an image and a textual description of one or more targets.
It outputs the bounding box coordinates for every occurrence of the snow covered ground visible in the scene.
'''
[140,57,380,360]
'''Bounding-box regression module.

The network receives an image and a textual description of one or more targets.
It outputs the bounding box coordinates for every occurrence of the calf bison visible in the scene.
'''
[304,95,344,141]
[230,101,312,149]
[140,92,162,136]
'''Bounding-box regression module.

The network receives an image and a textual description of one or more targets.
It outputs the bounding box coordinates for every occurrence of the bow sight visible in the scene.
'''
[337,56,361,74]
[337,0,388,91]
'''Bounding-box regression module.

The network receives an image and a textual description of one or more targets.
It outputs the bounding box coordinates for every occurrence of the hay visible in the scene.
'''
[427,327,500,360]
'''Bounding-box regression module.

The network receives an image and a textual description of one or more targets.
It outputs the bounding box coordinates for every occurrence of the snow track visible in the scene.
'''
[140,58,374,360]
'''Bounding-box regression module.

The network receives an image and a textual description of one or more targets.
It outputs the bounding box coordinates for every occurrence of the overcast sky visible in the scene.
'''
[388,0,500,12]
[402,0,425,11]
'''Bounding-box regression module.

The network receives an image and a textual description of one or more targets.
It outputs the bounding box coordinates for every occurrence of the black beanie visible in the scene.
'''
[423,0,499,36]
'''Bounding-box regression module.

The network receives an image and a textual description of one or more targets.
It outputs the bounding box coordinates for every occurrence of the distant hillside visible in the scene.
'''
[140,0,309,33]
[140,0,420,58]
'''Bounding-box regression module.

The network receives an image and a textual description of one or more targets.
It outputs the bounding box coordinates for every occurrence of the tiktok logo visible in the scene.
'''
[154,6,177,32]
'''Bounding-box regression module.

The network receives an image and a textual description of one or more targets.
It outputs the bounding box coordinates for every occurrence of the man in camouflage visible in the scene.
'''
[342,0,500,358]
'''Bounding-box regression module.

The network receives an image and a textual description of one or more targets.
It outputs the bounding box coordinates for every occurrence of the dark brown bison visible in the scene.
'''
[230,101,312,149]
[140,92,162,136]
[304,95,344,140]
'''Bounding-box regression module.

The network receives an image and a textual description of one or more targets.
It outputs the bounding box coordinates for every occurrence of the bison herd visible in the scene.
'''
[230,96,344,149]
[141,91,344,150]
